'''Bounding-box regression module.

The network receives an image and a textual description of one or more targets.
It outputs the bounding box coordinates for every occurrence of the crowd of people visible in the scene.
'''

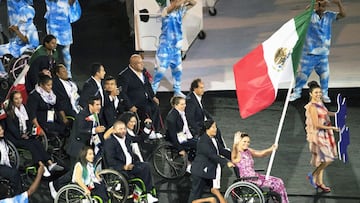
[0,0,346,202]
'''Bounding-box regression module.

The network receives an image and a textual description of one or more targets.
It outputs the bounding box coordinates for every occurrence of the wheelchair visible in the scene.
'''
[224,167,282,203]
[5,51,32,82]
[94,156,156,203]
[152,141,187,179]
[0,140,20,197]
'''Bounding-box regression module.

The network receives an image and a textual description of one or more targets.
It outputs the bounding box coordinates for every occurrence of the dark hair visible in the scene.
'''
[78,146,93,167]
[53,64,66,74]
[42,34,56,46]
[38,73,52,86]
[90,63,103,77]
[104,75,116,83]
[0,182,10,199]
[170,96,185,107]
[307,80,320,93]
[87,96,101,106]
[118,112,136,126]
[201,119,215,135]
[6,90,22,119]
[190,78,202,91]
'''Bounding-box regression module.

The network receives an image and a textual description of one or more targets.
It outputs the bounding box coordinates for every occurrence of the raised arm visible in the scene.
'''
[249,144,277,158]
[333,0,346,19]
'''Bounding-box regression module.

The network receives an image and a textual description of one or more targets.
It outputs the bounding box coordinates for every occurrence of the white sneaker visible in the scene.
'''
[174,92,186,98]
[289,93,301,101]
[49,181,57,199]
[43,166,51,177]
[322,96,331,103]
[48,163,64,172]
[0,71,8,79]
[146,193,158,203]
[155,132,164,139]
[186,164,192,174]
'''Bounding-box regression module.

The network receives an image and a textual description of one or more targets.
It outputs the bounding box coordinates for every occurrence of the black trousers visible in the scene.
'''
[187,175,211,203]
[92,182,109,202]
[182,138,198,162]
[0,165,22,195]
[124,162,153,192]
[11,138,51,164]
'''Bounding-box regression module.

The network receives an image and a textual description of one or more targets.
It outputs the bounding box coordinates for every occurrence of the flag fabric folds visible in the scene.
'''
[233,4,313,119]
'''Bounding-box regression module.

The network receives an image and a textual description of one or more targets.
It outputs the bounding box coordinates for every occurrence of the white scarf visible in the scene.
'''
[14,104,29,133]
[0,139,11,167]
[59,78,80,113]
[35,84,56,105]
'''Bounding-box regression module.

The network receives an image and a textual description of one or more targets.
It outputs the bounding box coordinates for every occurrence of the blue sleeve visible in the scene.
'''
[69,0,82,23]
[327,11,338,22]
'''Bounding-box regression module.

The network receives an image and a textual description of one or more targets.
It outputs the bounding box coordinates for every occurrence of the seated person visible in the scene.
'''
[72,146,108,202]
[66,96,105,165]
[185,78,230,159]
[26,74,67,138]
[52,64,80,119]
[103,120,158,203]
[118,112,157,162]
[0,161,45,202]
[0,124,22,196]
[25,34,59,93]
[103,75,125,128]
[166,96,197,165]
[117,54,163,137]
[231,131,289,203]
[5,91,63,175]
[0,4,39,78]
[187,120,234,203]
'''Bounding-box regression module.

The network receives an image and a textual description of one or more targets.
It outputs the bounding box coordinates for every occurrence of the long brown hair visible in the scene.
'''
[5,91,22,119]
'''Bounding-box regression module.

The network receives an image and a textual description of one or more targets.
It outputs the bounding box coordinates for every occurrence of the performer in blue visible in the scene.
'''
[289,0,345,103]
[44,0,81,79]
[0,3,39,78]
[152,0,196,97]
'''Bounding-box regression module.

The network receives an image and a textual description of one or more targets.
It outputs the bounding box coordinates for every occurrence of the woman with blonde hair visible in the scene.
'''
[231,131,289,203]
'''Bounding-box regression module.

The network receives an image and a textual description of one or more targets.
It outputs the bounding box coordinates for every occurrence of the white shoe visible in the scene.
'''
[146,193,158,203]
[289,93,301,101]
[186,164,192,174]
[0,71,8,79]
[49,163,64,172]
[322,95,331,103]
[174,92,186,98]
[43,166,51,177]
[49,181,57,199]
[155,132,164,139]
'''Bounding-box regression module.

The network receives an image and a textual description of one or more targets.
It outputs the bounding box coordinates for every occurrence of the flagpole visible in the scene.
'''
[265,77,295,180]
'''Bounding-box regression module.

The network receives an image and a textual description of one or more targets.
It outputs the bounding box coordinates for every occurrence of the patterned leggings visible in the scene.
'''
[251,173,289,203]
[293,54,330,97]
[152,46,182,94]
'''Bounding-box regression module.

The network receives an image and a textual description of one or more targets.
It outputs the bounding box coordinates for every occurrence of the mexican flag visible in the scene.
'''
[234,1,313,119]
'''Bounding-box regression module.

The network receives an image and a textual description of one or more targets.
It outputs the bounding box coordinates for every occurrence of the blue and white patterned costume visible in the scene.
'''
[152,5,187,94]
[0,3,38,75]
[292,10,338,98]
[44,0,81,78]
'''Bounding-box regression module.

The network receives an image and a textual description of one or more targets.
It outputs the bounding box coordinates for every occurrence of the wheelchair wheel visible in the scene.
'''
[152,142,187,179]
[98,169,129,203]
[7,140,20,169]
[224,181,265,203]
[55,184,91,203]
[9,54,30,81]
[265,191,281,203]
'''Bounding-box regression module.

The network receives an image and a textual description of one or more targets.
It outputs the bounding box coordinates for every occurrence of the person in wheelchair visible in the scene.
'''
[185,78,230,159]
[72,146,109,202]
[103,120,158,203]
[0,124,22,196]
[5,91,64,175]
[166,96,198,171]
[231,131,289,203]
[0,4,39,79]
[187,120,234,203]
[0,161,45,202]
